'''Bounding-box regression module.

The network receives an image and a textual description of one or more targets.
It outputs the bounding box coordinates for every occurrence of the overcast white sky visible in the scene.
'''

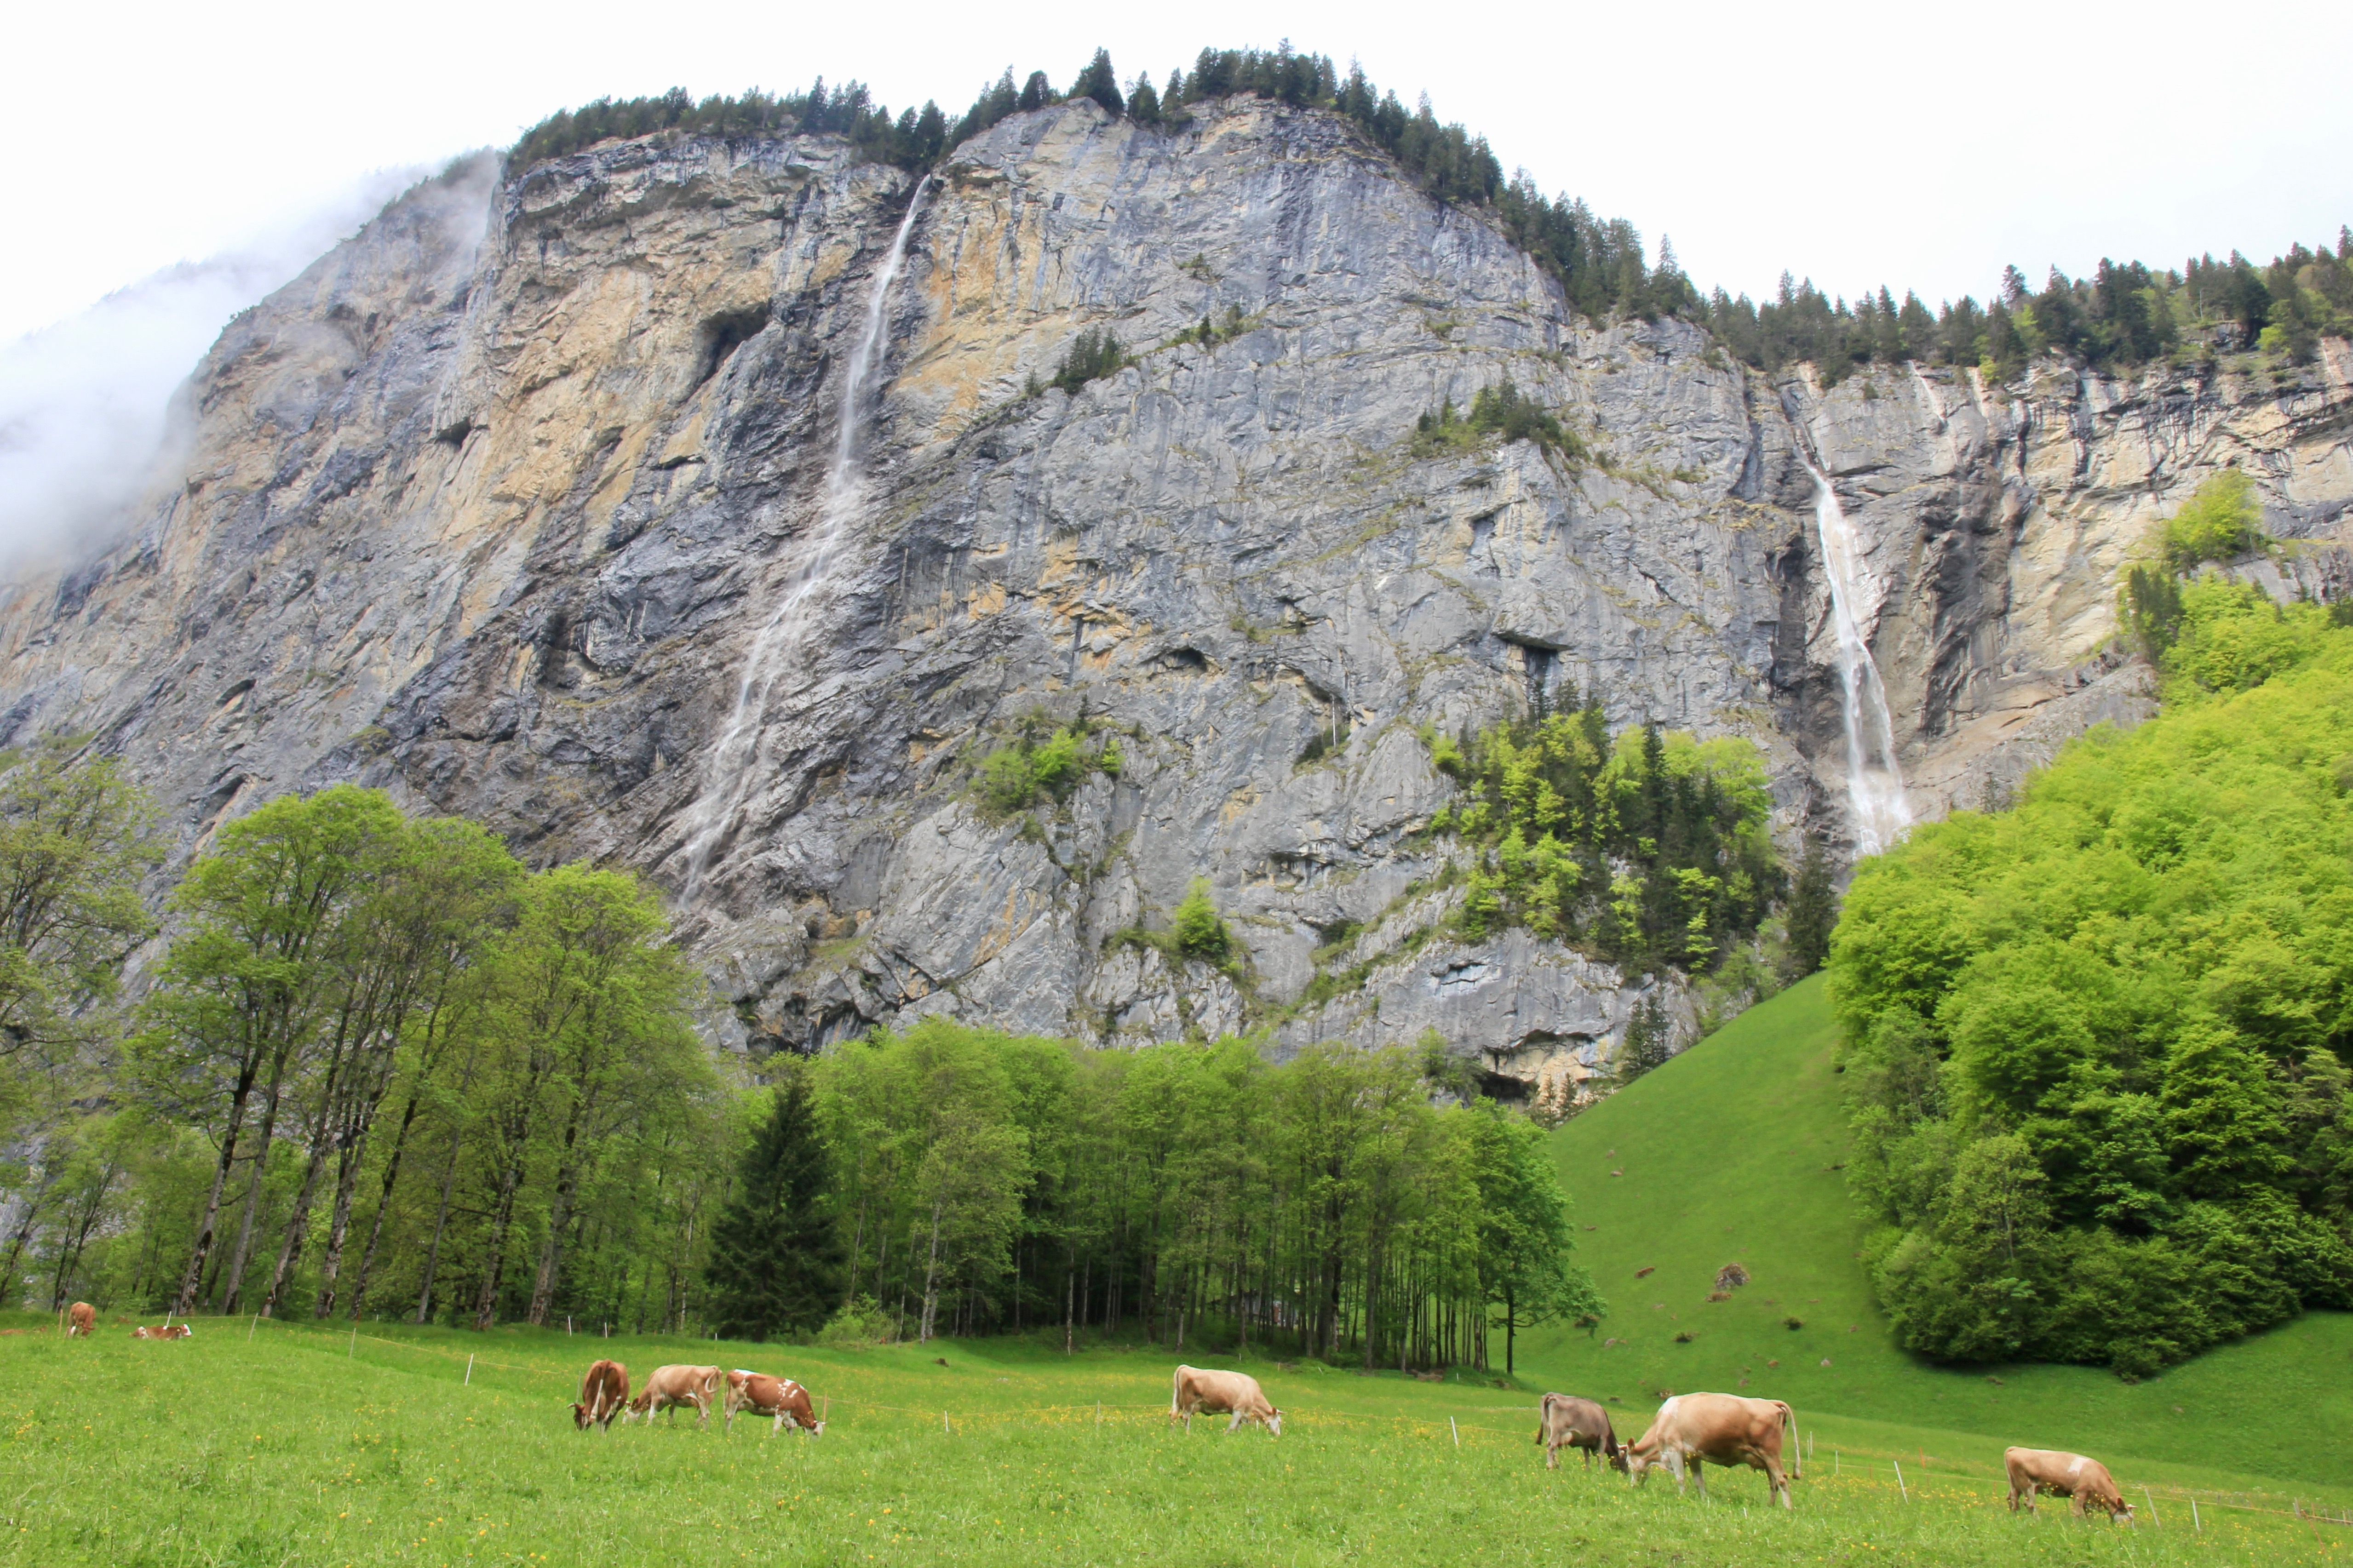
[1,0,2347,388]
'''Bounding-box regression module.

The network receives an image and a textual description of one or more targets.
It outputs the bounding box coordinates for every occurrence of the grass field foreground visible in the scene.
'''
[2,1314,2348,1565]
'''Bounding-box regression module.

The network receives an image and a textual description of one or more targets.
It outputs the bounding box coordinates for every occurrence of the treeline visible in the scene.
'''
[707,1022,1596,1372]
[1424,704,1781,978]
[1705,234,2353,382]
[1830,483,2353,1376]
[1,780,734,1333]
[508,45,1684,325]
[5,752,1591,1374]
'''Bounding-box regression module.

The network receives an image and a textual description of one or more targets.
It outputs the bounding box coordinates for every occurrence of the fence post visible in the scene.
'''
[1450,1418,1460,1448]
[1893,1459,1906,1502]
[348,1324,356,1358]
[2142,1487,2159,1526]
[944,1411,951,1434]
[2192,1499,2201,1534]
[465,1353,474,1386]
[1834,1448,1840,1478]
[248,1315,258,1341]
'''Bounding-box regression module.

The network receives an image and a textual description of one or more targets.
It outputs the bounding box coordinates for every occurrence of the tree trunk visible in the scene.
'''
[471,1158,526,1330]
[918,1200,945,1343]
[219,1044,294,1315]
[342,1087,426,1321]
[172,1057,259,1316]
[414,1122,466,1324]
[260,1127,333,1317]
[1064,1249,1074,1355]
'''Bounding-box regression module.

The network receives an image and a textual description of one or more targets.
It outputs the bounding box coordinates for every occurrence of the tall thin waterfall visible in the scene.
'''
[1805,457,1912,856]
[681,179,929,891]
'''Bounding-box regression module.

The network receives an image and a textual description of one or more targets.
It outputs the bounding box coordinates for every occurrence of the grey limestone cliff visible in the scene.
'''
[3,99,2350,1097]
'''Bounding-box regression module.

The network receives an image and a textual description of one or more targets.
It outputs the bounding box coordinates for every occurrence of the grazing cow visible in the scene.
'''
[724,1370,825,1437]
[621,1364,722,1428]
[573,1359,629,1431]
[1537,1392,1621,1471]
[65,1303,95,1338]
[1624,1392,1798,1507]
[1169,1365,1283,1437]
[132,1323,193,1339]
[2004,1447,2134,1522]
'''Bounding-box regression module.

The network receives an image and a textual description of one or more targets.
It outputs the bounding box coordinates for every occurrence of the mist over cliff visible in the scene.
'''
[2,94,2348,1094]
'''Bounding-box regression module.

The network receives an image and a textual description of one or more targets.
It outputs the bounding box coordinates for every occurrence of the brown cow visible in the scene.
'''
[132,1323,193,1339]
[724,1370,825,1437]
[1624,1392,1799,1507]
[65,1303,95,1338]
[2004,1447,2134,1522]
[1169,1365,1283,1437]
[621,1364,722,1428]
[573,1359,629,1431]
[1537,1392,1621,1471]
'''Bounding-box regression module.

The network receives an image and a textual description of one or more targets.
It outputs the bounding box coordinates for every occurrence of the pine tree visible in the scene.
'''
[1070,48,1124,115]
[705,1066,842,1340]
[1782,836,1835,981]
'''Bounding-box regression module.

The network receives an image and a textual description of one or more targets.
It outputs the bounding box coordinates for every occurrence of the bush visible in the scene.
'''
[1410,381,1584,464]
[1171,878,1231,961]
[974,723,1115,816]
[2159,470,2267,570]
[815,1294,898,1349]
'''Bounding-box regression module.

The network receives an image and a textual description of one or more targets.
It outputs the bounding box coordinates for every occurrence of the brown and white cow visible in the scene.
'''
[621,1364,722,1427]
[1169,1365,1283,1437]
[132,1322,193,1339]
[724,1370,825,1437]
[1537,1392,1621,1471]
[2004,1447,2134,1522]
[1624,1392,1798,1507]
[65,1303,95,1338]
[573,1359,629,1431]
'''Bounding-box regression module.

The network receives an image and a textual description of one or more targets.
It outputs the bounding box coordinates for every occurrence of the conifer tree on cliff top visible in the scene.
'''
[706,1065,842,1341]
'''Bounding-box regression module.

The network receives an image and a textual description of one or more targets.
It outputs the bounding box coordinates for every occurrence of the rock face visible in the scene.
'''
[3,101,2349,1087]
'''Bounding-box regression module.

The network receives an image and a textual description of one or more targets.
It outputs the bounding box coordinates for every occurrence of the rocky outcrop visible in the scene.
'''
[2,100,2349,1091]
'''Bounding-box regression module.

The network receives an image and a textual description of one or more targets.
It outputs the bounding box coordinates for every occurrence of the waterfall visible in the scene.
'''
[680,178,929,892]
[1804,457,1912,856]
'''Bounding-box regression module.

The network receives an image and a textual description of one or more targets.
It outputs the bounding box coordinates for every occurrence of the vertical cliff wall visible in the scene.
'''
[3,99,2349,1090]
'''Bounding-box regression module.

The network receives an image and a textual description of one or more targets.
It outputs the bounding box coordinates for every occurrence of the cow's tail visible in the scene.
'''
[1779,1402,1799,1479]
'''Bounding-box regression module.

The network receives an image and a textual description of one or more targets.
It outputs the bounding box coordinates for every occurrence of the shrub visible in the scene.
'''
[2159,470,2267,569]
[815,1294,898,1348]
[1171,878,1232,961]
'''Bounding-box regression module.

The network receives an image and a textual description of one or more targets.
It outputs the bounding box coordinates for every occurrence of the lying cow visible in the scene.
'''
[1537,1392,1621,1471]
[1624,1392,1798,1507]
[132,1322,193,1339]
[1170,1365,1282,1437]
[2004,1447,2134,1522]
[66,1303,95,1338]
[621,1364,722,1427]
[573,1358,629,1431]
[724,1370,825,1437]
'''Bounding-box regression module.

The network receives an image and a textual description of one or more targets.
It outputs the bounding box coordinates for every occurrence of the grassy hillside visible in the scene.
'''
[0,1317,2342,1565]
[1517,974,2353,1494]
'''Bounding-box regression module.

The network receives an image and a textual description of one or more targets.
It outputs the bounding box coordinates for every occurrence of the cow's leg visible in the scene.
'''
[1545,1437,1558,1471]
[1762,1454,1791,1509]
[1227,1409,1245,1433]
[1688,1455,1706,1499]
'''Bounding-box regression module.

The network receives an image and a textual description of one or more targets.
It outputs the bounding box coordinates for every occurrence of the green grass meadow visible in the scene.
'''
[5,975,2351,1563]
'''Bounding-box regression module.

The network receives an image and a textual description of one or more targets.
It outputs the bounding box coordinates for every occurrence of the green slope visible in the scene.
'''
[1516,974,2353,1495]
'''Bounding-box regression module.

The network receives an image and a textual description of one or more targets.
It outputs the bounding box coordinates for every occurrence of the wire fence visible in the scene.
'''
[60,1312,2353,1534]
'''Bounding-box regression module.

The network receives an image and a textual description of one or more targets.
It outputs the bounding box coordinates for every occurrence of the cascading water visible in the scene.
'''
[679,178,929,892]
[1804,456,1913,856]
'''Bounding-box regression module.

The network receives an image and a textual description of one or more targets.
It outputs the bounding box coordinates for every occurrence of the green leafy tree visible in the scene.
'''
[706,1066,843,1339]
[0,737,161,1078]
